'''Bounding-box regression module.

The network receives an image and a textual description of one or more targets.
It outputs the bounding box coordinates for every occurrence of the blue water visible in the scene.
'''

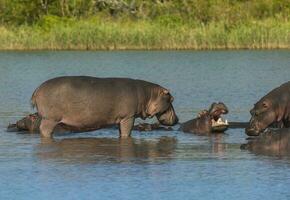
[0,50,290,200]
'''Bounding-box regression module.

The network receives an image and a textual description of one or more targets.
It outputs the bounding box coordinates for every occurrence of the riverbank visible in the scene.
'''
[1,17,289,50]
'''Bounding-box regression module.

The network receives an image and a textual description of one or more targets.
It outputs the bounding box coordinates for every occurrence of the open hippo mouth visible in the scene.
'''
[210,109,229,132]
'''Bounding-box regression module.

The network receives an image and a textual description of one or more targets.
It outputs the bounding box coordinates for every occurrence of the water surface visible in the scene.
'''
[1,50,290,200]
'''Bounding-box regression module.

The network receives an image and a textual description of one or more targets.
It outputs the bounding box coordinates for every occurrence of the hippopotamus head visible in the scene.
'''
[156,104,179,126]
[209,102,228,120]
[145,88,178,126]
[246,82,290,136]
[208,102,229,131]
[246,98,281,136]
[16,113,40,132]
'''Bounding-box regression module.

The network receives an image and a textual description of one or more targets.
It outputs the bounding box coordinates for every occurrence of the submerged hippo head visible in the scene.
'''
[156,104,179,126]
[16,113,41,132]
[246,98,281,136]
[208,102,229,131]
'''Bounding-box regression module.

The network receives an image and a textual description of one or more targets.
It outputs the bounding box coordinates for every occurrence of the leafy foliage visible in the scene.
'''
[0,0,289,25]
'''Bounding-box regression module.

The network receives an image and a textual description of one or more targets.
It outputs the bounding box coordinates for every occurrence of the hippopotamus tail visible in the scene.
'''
[31,86,40,109]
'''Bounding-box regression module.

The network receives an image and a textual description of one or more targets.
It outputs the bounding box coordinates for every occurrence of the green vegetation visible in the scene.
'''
[0,0,289,50]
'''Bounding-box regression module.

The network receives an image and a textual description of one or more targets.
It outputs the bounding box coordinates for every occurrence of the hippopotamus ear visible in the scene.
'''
[161,89,174,102]
[170,95,174,103]
[162,89,169,95]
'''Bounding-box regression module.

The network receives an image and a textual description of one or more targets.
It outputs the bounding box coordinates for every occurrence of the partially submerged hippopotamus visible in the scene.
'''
[241,128,290,157]
[246,81,290,136]
[179,102,229,134]
[7,113,87,133]
[30,76,178,138]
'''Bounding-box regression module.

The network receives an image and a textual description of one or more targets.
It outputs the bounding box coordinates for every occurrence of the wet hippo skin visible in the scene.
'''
[246,81,290,136]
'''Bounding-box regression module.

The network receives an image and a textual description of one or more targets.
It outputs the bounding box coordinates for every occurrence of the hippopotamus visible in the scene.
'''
[7,113,87,133]
[241,128,290,157]
[179,102,229,134]
[246,81,290,136]
[30,76,178,138]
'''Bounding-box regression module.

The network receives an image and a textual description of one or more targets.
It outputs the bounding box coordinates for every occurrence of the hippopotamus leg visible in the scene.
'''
[119,117,135,137]
[40,119,58,138]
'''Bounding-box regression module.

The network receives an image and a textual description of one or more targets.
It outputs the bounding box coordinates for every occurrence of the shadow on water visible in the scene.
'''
[35,136,178,164]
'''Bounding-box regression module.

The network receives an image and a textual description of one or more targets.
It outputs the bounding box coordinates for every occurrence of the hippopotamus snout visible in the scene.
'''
[158,112,179,126]
[245,117,264,136]
[156,104,179,126]
[245,127,261,136]
[16,119,29,130]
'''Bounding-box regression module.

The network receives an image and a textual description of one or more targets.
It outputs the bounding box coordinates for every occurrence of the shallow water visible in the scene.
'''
[1,50,290,200]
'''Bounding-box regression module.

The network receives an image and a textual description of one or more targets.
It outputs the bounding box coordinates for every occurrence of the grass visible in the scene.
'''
[0,16,289,50]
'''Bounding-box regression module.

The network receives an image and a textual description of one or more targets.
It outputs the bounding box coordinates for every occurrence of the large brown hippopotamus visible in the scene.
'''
[30,76,178,138]
[179,102,229,134]
[241,128,290,157]
[246,81,290,136]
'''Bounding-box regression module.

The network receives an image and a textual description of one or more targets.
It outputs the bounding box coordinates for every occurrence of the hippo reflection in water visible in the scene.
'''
[36,137,177,164]
[36,135,233,163]
[241,128,290,157]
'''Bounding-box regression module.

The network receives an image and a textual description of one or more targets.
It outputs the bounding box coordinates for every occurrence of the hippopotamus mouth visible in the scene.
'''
[210,109,229,131]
